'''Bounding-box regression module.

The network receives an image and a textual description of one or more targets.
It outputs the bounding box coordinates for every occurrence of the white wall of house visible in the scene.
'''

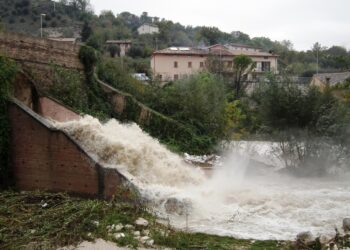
[138,24,159,35]
[151,54,206,81]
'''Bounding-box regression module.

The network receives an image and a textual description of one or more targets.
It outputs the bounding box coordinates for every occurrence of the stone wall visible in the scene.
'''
[9,99,126,199]
[38,97,81,122]
[0,32,84,89]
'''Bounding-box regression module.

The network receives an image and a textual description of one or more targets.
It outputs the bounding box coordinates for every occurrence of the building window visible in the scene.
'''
[174,61,178,68]
[200,62,204,68]
[188,62,192,68]
[227,61,233,68]
[174,74,179,80]
[261,62,271,72]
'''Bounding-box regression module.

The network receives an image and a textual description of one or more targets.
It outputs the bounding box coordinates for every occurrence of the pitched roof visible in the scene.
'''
[106,40,132,44]
[153,45,278,57]
[48,37,77,43]
[313,72,350,86]
[139,23,158,28]
[153,47,208,56]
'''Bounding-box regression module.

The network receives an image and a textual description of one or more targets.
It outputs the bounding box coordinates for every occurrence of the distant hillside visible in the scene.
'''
[0,0,83,37]
[1,0,349,75]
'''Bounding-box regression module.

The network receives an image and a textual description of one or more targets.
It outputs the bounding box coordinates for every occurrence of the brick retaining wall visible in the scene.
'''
[9,99,126,199]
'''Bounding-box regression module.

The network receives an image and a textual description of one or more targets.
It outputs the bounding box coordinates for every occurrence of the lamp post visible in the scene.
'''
[40,14,46,38]
[316,48,319,75]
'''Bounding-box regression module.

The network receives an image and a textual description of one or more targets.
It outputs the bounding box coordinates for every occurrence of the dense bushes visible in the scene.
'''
[49,65,88,112]
[153,73,227,140]
[97,60,228,153]
[97,58,150,102]
[48,46,109,120]
[251,76,350,175]
[0,55,17,189]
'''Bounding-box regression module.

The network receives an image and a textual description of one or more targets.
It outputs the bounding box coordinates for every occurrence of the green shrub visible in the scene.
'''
[49,65,88,112]
[0,55,17,189]
[79,45,98,75]
[252,76,350,175]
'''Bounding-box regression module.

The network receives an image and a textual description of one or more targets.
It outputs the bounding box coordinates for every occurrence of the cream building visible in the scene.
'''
[137,23,159,35]
[310,72,350,90]
[151,44,278,82]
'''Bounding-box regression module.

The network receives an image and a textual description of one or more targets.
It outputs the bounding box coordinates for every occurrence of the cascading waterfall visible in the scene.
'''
[54,115,350,240]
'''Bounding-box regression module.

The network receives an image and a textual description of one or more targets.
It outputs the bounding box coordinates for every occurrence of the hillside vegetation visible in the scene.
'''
[1,0,350,75]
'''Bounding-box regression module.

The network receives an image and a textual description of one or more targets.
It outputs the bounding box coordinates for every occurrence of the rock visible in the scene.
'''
[296,231,315,245]
[30,229,36,234]
[125,224,135,230]
[319,235,331,245]
[114,233,125,240]
[133,231,141,237]
[135,217,149,227]
[343,218,350,233]
[142,229,150,236]
[140,236,150,244]
[164,197,192,215]
[329,242,339,250]
[146,239,154,246]
[92,221,99,227]
[114,223,124,232]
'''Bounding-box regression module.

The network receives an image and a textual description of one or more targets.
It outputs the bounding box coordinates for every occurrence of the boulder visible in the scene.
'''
[142,229,150,236]
[133,231,141,237]
[135,217,149,227]
[140,236,150,244]
[343,218,350,233]
[114,223,124,232]
[296,231,315,245]
[164,197,192,215]
[114,233,125,240]
[124,224,135,230]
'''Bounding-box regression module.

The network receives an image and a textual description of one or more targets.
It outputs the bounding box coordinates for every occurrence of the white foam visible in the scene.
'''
[54,116,350,240]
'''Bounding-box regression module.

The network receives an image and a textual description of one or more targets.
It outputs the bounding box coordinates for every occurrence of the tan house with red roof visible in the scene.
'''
[151,44,278,82]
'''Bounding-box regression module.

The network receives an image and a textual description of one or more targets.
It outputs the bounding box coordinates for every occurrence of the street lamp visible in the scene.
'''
[40,14,46,38]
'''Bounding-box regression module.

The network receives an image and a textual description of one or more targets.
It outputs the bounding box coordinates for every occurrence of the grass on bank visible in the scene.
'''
[0,190,293,250]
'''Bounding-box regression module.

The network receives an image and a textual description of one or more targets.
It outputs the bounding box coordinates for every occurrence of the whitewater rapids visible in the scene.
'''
[54,116,350,240]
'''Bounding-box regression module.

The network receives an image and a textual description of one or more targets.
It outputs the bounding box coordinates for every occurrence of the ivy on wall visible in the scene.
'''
[0,54,17,189]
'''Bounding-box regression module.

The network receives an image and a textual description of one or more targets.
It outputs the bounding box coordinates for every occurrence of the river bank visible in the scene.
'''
[0,190,291,250]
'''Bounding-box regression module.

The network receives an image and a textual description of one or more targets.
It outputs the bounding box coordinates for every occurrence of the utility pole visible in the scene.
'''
[53,1,56,12]
[316,48,319,75]
[40,14,46,38]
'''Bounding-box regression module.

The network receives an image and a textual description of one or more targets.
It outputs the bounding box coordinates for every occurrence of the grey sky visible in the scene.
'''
[89,0,350,51]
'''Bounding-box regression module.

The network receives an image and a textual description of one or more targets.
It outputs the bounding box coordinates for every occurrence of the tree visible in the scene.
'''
[198,26,223,45]
[252,77,350,176]
[232,55,255,98]
[69,0,91,13]
[127,46,145,58]
[81,21,92,42]
[108,44,120,58]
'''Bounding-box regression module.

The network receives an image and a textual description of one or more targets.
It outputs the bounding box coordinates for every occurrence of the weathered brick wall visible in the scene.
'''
[0,32,84,90]
[9,100,125,199]
[38,97,81,122]
[0,32,83,70]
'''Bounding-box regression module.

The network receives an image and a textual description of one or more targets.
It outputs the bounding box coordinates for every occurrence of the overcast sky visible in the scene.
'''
[89,0,350,51]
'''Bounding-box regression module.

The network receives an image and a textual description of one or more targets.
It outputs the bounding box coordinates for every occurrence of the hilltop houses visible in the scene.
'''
[105,40,132,57]
[137,23,159,35]
[311,72,350,90]
[151,44,278,82]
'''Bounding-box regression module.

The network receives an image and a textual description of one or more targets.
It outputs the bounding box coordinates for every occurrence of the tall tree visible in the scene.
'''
[232,55,255,98]
[81,21,92,42]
